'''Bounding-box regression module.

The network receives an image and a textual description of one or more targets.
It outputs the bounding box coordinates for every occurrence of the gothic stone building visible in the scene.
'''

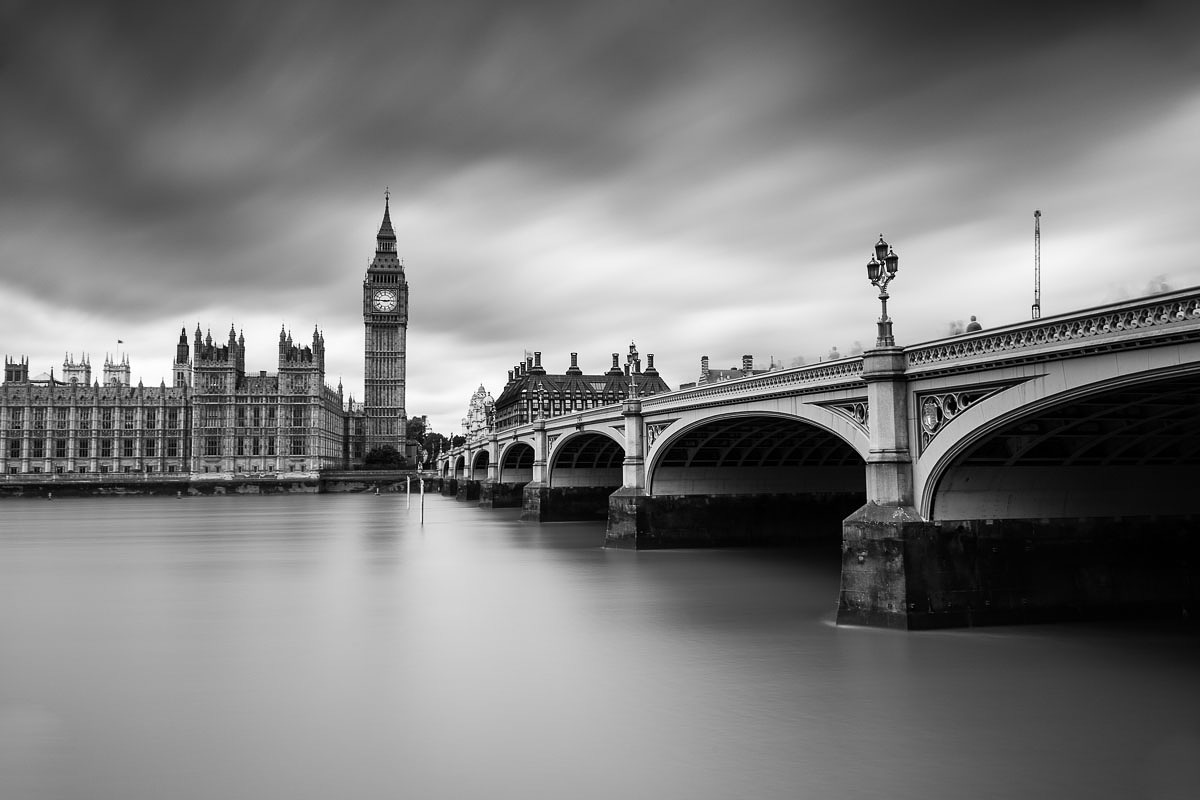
[0,196,411,478]
[0,325,351,477]
[1,354,191,476]
[461,384,496,446]
[188,325,348,474]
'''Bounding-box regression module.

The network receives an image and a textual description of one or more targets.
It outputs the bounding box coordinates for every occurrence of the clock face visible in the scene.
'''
[372,289,398,312]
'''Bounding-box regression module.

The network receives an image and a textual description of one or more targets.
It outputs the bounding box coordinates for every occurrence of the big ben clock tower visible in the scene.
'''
[363,190,409,455]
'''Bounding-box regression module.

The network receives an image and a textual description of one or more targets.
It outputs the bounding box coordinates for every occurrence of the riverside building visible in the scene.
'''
[1,326,350,477]
[493,342,670,430]
[0,195,410,479]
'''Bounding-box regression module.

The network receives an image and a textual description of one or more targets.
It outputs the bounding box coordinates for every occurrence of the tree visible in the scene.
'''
[364,445,405,470]
[407,415,427,445]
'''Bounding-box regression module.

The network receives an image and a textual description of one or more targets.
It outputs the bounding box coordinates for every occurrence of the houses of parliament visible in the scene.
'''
[0,197,409,478]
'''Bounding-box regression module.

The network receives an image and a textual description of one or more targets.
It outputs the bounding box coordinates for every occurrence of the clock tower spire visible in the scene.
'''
[363,190,409,458]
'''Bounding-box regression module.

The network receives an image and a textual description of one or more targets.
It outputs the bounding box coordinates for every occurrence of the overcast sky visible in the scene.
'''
[2,0,1198,436]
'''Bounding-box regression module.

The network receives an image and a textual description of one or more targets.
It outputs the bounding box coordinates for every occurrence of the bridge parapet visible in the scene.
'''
[641,358,865,409]
[906,288,1200,373]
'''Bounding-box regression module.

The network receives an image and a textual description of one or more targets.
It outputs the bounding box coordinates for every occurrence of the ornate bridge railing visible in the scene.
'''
[906,287,1200,369]
[639,357,865,410]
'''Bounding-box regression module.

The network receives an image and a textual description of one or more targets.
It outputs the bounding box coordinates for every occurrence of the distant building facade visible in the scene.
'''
[494,342,669,430]
[461,384,495,446]
[1,325,352,477]
[678,354,772,389]
[188,324,348,474]
[1,354,191,476]
[0,198,411,478]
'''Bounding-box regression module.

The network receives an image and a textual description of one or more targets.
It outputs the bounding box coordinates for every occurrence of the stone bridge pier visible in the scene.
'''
[518,421,619,522]
[837,342,1200,629]
[835,346,938,628]
[480,436,529,508]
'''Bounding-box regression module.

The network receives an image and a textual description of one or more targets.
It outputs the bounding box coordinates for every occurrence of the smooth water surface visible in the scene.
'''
[2,494,1198,799]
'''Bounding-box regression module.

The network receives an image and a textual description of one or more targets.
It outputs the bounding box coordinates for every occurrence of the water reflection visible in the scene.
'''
[1,494,1197,799]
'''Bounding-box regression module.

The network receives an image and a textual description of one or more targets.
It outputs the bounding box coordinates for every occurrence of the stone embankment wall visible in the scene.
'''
[0,471,431,498]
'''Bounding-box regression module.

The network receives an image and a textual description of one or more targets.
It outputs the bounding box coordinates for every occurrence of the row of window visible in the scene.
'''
[197,406,311,428]
[201,437,307,457]
[495,396,627,429]
[200,379,314,396]
[6,407,184,430]
[6,438,184,459]
[8,465,183,475]
[5,434,316,459]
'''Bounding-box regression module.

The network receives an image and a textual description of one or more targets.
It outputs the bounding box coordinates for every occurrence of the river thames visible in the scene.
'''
[1,494,1197,799]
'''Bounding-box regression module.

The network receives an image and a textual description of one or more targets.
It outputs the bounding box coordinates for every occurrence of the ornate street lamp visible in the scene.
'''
[866,234,900,347]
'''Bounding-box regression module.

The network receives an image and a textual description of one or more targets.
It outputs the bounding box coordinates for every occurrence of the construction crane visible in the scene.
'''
[1032,210,1042,319]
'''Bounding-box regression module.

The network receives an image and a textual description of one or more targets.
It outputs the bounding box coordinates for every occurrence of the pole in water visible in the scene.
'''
[420,476,425,524]
[406,475,411,509]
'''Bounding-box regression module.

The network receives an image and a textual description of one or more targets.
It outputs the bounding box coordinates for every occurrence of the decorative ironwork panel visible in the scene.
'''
[916,381,1028,451]
[645,420,677,447]
[816,398,869,435]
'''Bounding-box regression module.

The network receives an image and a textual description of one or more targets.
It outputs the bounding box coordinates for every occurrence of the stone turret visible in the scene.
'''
[173,327,191,388]
[4,356,29,384]
[103,354,130,387]
[62,353,91,385]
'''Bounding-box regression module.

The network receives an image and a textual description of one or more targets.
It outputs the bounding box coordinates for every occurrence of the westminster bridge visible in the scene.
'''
[437,287,1200,628]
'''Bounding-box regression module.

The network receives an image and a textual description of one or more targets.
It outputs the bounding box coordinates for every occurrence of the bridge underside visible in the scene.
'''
[525,433,622,521]
[841,373,1200,629]
[480,443,532,508]
[609,417,865,548]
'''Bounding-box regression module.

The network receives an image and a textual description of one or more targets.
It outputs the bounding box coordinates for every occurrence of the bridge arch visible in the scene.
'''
[452,454,466,480]
[471,450,489,481]
[608,411,866,548]
[547,430,624,489]
[498,441,534,484]
[646,411,866,496]
[922,366,1200,520]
